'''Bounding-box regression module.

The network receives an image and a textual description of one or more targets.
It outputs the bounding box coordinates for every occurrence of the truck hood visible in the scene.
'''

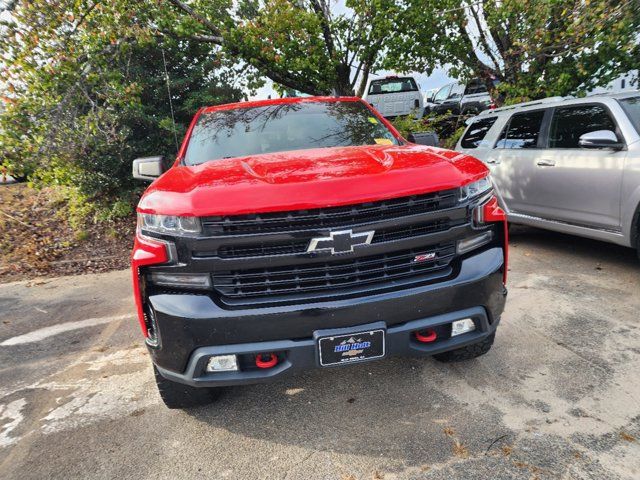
[138,144,487,217]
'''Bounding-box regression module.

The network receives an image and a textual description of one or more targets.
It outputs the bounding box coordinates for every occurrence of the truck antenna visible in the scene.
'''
[161,47,180,153]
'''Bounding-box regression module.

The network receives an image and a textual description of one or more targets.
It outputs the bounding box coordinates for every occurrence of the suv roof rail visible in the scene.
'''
[584,90,640,97]
[478,96,569,115]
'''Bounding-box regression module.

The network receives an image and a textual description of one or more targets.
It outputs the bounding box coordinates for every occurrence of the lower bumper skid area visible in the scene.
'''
[155,306,500,388]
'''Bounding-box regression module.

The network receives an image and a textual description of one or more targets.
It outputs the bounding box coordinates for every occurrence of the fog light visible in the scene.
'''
[451,318,476,337]
[206,355,238,372]
[148,272,211,289]
[457,231,493,254]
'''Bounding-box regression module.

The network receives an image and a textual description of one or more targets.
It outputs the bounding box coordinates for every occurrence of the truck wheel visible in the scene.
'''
[153,366,218,409]
[433,333,495,363]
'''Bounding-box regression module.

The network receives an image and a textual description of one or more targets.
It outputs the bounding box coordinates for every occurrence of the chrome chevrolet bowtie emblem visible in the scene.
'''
[307,229,375,254]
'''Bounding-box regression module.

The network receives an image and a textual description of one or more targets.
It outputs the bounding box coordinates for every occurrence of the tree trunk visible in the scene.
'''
[355,61,371,98]
[334,62,353,95]
[477,69,504,107]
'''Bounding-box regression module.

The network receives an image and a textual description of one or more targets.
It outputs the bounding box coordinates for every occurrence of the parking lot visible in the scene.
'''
[0,226,639,480]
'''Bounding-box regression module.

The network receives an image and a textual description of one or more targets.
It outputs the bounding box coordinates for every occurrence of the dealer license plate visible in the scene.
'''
[318,329,385,367]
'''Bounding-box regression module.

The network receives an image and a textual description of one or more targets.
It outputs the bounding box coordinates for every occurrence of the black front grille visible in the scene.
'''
[212,243,456,299]
[208,217,459,259]
[202,189,458,235]
[216,240,309,258]
[155,188,482,307]
[371,219,451,244]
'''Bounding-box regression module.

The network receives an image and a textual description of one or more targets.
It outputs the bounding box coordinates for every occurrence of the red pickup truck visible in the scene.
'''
[131,96,508,409]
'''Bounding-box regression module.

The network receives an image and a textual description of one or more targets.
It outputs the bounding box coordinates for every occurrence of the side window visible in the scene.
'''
[464,82,487,95]
[433,85,451,102]
[448,84,465,99]
[549,105,617,148]
[460,117,498,148]
[495,110,545,149]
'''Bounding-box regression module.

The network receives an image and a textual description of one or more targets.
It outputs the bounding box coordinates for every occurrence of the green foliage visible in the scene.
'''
[163,0,399,95]
[442,125,466,150]
[0,1,243,221]
[163,0,638,104]
[74,230,90,242]
[384,0,639,105]
[392,111,470,148]
[110,200,134,219]
[51,186,97,231]
[391,114,429,139]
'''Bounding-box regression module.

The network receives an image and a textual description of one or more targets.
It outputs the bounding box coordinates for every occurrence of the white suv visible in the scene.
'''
[363,76,423,119]
[456,92,640,257]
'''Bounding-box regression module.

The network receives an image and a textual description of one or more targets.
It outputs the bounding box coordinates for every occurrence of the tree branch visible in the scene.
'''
[310,0,334,57]
[71,2,99,35]
[190,34,224,44]
[166,0,223,37]
[468,3,501,70]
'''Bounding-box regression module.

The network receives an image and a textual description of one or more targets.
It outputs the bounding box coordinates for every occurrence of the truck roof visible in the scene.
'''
[477,90,640,117]
[201,96,362,113]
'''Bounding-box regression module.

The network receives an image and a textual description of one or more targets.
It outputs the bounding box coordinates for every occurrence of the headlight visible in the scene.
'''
[460,175,492,202]
[138,213,201,234]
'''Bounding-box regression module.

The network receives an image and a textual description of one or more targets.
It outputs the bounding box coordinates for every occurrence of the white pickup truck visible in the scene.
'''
[363,76,423,119]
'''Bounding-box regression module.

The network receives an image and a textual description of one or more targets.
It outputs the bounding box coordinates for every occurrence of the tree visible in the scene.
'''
[160,0,639,102]
[161,0,399,96]
[0,0,242,203]
[384,0,639,104]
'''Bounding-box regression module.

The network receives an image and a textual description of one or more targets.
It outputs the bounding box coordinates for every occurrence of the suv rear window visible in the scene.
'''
[495,110,545,149]
[618,96,640,135]
[368,78,418,95]
[460,117,497,148]
[549,105,617,148]
[464,81,487,95]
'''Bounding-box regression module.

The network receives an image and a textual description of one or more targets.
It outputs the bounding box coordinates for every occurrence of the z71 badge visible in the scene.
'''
[413,252,436,263]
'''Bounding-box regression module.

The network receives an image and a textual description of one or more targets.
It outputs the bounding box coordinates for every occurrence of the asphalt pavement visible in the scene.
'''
[1,226,639,479]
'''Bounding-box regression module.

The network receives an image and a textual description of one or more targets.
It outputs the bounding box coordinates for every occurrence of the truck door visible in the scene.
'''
[490,109,547,216]
[527,103,625,230]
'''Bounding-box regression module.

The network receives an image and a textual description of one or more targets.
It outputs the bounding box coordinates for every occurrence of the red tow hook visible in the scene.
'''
[255,353,278,369]
[415,329,437,343]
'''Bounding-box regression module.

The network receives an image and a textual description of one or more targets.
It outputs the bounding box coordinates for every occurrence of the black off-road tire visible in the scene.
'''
[434,333,495,363]
[154,366,218,409]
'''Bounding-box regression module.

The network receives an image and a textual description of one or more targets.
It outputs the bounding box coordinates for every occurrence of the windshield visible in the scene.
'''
[184,101,399,166]
[368,78,418,95]
[619,96,640,135]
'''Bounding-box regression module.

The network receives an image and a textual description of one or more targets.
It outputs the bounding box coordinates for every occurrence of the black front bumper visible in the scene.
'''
[149,247,507,387]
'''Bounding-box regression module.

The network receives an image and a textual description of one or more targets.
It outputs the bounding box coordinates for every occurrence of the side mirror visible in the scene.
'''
[578,130,624,150]
[408,131,439,147]
[133,156,165,181]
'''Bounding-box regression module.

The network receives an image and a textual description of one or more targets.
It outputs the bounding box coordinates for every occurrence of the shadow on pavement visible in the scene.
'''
[183,355,508,466]
[508,225,638,267]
